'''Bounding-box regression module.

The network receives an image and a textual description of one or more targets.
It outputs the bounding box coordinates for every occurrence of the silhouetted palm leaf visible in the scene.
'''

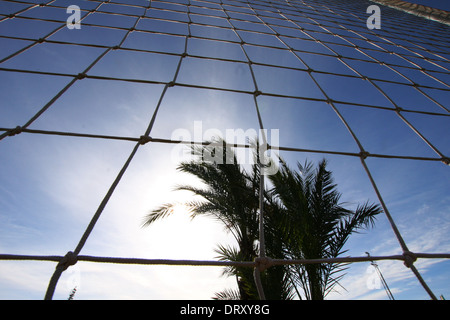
[142,138,382,300]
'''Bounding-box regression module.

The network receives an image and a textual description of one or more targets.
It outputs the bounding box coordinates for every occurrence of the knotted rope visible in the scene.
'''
[254,256,274,273]
[44,251,78,300]
[403,251,417,268]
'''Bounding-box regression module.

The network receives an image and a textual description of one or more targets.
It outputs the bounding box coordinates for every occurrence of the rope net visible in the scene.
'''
[0,0,449,300]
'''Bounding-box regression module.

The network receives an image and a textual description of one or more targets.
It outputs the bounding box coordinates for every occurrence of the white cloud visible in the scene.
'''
[327,211,450,300]
[0,260,55,299]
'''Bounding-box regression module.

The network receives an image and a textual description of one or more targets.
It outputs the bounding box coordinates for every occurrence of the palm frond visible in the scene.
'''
[214,244,242,277]
[142,138,383,300]
[141,203,176,227]
[213,288,241,300]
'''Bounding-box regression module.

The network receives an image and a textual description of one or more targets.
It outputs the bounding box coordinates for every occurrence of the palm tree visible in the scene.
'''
[142,139,382,300]
[269,159,382,300]
[142,139,290,299]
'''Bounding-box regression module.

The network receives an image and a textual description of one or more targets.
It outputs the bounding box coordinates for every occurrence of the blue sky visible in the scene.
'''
[0,0,449,300]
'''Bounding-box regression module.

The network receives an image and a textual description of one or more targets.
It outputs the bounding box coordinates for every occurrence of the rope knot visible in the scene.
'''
[76,73,86,80]
[8,126,23,136]
[360,151,370,160]
[57,251,78,271]
[139,135,152,145]
[403,251,417,268]
[254,256,273,272]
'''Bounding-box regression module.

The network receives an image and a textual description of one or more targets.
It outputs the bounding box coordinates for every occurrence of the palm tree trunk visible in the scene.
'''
[307,265,324,300]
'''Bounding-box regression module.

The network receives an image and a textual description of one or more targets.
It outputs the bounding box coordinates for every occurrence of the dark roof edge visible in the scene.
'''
[370,0,450,26]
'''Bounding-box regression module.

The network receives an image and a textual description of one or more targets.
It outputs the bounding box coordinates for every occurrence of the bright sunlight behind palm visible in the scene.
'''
[143,139,383,299]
